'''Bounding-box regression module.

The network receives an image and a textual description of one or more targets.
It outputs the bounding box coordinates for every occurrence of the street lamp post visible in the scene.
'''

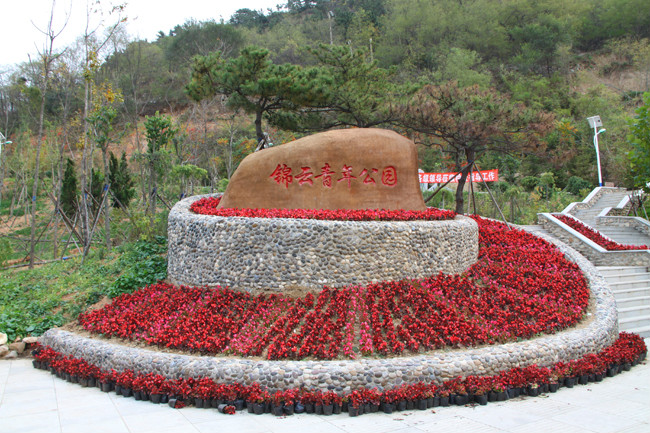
[587,116,605,187]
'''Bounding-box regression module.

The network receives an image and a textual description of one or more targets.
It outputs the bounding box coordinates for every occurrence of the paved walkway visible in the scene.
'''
[1,350,649,433]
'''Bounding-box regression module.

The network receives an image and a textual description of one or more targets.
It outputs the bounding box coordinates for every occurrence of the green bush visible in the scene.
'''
[107,237,167,298]
[564,176,593,196]
[520,176,540,191]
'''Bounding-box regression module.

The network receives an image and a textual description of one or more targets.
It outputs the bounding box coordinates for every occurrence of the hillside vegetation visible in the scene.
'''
[0,0,649,340]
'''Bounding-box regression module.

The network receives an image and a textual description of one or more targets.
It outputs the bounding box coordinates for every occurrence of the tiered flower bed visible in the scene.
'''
[79,216,589,360]
[555,214,649,251]
[190,196,456,221]
[32,332,647,416]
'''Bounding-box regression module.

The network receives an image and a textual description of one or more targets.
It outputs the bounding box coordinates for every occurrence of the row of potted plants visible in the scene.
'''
[32,332,647,417]
[189,196,456,221]
[554,214,649,250]
[78,216,590,360]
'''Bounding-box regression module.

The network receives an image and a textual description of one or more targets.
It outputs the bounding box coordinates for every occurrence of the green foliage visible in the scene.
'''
[628,92,650,192]
[107,237,167,298]
[109,152,135,209]
[60,158,78,219]
[186,46,330,142]
[520,176,540,191]
[217,178,229,192]
[0,238,13,267]
[564,176,593,196]
[89,168,105,217]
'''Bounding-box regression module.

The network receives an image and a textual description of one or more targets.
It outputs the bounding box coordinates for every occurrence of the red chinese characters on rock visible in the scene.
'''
[269,164,293,188]
[271,164,397,189]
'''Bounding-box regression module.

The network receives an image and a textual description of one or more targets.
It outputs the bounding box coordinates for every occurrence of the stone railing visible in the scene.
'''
[538,213,650,267]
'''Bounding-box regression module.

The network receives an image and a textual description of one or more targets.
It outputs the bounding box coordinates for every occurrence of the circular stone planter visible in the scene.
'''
[167,194,479,293]
[40,228,618,393]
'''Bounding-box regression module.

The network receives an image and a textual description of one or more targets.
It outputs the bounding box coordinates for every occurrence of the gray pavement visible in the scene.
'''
[1,351,649,433]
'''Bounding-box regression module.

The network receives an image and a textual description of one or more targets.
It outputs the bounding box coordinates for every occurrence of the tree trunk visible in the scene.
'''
[454,148,475,215]
[254,108,264,144]
[102,148,111,248]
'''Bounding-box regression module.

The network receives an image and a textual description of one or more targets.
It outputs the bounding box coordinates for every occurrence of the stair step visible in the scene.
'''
[618,313,650,330]
[617,305,650,320]
[597,266,648,276]
[603,272,650,283]
[612,287,650,299]
[615,295,650,309]
[607,280,650,290]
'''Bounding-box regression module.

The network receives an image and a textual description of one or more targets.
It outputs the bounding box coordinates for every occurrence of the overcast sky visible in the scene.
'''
[1,0,281,69]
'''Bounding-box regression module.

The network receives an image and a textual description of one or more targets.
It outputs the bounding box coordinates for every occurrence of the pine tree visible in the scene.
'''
[109,151,135,209]
[60,158,78,219]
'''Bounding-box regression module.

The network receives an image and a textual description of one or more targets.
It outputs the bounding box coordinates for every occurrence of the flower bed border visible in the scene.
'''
[39,227,619,393]
[32,332,646,417]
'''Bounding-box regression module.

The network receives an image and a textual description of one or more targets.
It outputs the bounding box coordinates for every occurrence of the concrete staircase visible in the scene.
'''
[596,266,650,338]
[570,189,650,247]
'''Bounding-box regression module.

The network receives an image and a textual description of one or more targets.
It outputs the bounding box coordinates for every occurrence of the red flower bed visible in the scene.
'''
[555,214,649,251]
[31,332,647,416]
[189,196,456,221]
[78,216,590,360]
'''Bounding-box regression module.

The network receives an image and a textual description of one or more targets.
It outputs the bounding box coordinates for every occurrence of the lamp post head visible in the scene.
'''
[597,128,606,135]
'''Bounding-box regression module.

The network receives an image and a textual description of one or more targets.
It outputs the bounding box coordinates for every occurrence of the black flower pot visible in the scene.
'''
[315,404,323,415]
[432,396,440,407]
[211,399,222,408]
[253,403,264,415]
[150,393,162,404]
[475,394,488,405]
[564,377,575,388]
[594,373,603,382]
[341,401,348,412]
[623,363,631,371]
[488,391,497,402]
[406,400,415,410]
[454,394,469,406]
[417,399,427,410]
[381,402,393,414]
[247,402,255,414]
[134,391,143,401]
[440,396,450,407]
[578,375,588,385]
[588,374,595,382]
[497,391,507,401]
[397,400,407,411]
[323,404,334,415]
[348,406,359,417]
[305,402,315,413]
[161,394,169,404]
[121,387,132,398]
[100,382,113,393]
[426,397,434,408]
[283,404,294,416]
[333,403,341,414]
[272,405,284,416]
[294,403,305,414]
[527,386,539,397]
[194,398,205,408]
[235,399,245,411]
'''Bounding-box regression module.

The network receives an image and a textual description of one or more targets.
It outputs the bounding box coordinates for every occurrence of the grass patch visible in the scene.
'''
[0,237,167,342]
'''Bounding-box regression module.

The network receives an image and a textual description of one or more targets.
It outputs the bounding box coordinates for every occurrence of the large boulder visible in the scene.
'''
[218,128,426,211]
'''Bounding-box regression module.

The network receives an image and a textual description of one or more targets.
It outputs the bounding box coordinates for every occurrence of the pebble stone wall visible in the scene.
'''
[39,228,619,393]
[167,194,479,293]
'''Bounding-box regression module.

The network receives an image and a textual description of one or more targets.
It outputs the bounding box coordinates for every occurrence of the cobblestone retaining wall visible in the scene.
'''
[167,194,479,293]
[40,230,618,393]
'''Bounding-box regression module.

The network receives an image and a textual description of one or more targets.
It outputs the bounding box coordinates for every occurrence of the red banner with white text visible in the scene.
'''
[419,169,499,184]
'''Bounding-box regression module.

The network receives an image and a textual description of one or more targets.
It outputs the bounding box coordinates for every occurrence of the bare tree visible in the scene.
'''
[28,0,69,268]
